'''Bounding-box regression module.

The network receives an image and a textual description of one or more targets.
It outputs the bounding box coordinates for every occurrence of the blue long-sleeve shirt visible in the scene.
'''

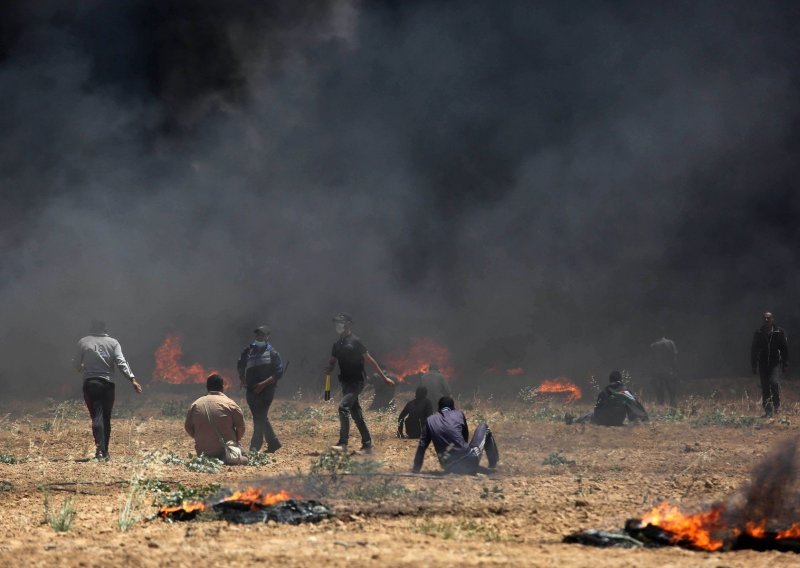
[413,408,470,472]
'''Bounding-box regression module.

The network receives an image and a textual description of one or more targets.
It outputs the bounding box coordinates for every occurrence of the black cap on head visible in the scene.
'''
[415,386,428,400]
[206,374,224,392]
[332,312,353,324]
[609,370,622,383]
[89,320,107,334]
[253,325,270,336]
[438,395,455,410]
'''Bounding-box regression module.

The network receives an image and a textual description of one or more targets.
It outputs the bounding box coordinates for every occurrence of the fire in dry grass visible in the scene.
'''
[158,488,292,518]
[535,377,582,401]
[384,337,454,381]
[153,334,230,385]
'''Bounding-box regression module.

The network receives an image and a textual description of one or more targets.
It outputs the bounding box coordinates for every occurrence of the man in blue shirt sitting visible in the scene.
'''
[412,396,499,475]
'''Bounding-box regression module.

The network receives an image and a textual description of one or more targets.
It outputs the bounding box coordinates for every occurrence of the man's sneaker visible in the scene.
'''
[358,442,373,454]
[330,444,348,453]
[266,441,282,454]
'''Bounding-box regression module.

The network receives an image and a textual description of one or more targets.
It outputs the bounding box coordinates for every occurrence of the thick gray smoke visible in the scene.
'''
[1,1,798,397]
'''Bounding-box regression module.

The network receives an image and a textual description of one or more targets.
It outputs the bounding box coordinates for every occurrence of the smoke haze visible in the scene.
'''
[1,0,798,397]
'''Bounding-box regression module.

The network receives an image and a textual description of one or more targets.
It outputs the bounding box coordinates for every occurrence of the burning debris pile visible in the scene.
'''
[518,378,582,403]
[384,337,454,381]
[158,487,331,525]
[565,437,800,553]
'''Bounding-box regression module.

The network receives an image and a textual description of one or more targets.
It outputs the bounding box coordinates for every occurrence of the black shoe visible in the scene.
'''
[359,441,373,454]
[266,441,282,453]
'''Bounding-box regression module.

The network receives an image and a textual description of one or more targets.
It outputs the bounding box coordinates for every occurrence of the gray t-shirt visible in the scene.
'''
[74,334,134,382]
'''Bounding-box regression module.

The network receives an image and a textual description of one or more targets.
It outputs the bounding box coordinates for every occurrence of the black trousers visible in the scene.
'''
[246,384,279,452]
[338,379,370,446]
[652,371,677,407]
[759,366,782,415]
[83,378,115,456]
[444,423,500,474]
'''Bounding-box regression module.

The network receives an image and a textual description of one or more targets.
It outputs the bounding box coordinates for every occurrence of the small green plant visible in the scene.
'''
[118,478,146,532]
[415,519,503,542]
[0,481,13,491]
[162,452,185,466]
[277,403,323,421]
[44,493,76,532]
[42,421,53,432]
[346,479,408,501]
[0,453,18,464]
[160,400,187,418]
[480,484,505,500]
[136,478,222,507]
[543,451,575,466]
[185,455,223,474]
[310,450,381,477]
[248,451,277,467]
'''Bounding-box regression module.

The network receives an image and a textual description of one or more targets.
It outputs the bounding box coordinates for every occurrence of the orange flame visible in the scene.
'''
[384,337,454,380]
[157,488,293,518]
[153,334,231,385]
[535,378,582,401]
[640,501,727,551]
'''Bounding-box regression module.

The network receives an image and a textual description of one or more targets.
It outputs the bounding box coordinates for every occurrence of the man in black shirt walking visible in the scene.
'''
[325,313,394,453]
[751,311,789,417]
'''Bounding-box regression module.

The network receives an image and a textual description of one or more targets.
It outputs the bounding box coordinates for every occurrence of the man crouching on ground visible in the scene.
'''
[412,396,499,475]
[185,374,247,464]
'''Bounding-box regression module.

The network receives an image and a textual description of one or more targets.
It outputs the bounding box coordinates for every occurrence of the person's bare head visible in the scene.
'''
[762,312,775,329]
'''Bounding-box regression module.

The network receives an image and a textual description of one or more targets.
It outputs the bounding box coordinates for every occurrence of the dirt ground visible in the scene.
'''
[1,379,800,567]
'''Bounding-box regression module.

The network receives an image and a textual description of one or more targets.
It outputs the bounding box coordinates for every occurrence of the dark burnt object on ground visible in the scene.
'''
[564,519,800,553]
[158,493,331,525]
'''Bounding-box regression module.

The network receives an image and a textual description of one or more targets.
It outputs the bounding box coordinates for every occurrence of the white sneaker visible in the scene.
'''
[330,444,348,453]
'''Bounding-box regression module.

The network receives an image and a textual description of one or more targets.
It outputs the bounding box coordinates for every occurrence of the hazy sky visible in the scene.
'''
[1,1,798,397]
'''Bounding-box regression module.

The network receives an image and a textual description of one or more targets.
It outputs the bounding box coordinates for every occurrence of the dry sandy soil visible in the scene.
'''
[1,379,800,567]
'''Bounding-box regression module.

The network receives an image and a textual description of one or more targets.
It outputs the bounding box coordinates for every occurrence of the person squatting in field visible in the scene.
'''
[567,371,649,426]
[397,386,434,439]
[185,373,247,463]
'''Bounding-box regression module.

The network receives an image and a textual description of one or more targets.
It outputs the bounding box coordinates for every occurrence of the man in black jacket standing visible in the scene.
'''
[751,311,789,417]
[238,325,284,453]
[325,312,394,453]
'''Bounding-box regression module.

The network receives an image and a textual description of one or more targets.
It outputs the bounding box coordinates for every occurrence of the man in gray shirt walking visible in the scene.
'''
[74,320,142,460]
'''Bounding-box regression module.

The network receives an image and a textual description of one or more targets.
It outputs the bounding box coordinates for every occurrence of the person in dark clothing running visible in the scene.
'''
[238,325,284,453]
[569,371,649,426]
[751,311,789,417]
[412,396,499,474]
[324,312,394,453]
[397,386,434,439]
[650,334,679,407]
[74,320,142,460]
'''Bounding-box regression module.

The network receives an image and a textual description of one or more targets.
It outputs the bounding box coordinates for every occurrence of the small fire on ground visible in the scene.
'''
[637,501,800,551]
[535,378,582,402]
[384,337,454,381]
[152,334,232,385]
[158,488,293,518]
